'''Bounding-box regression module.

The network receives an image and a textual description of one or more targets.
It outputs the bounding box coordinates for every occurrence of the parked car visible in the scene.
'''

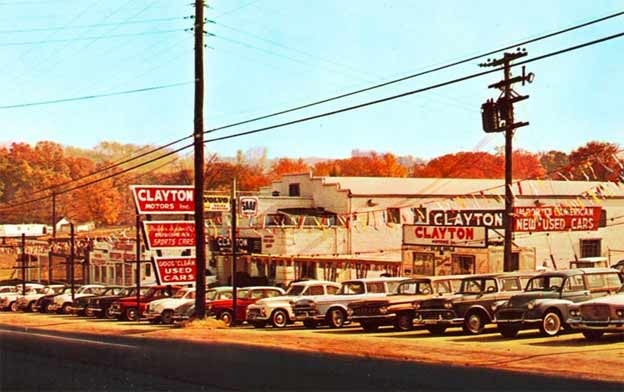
[109,285,181,321]
[208,286,285,327]
[33,286,72,313]
[567,285,624,340]
[173,286,234,322]
[85,287,147,319]
[16,284,65,312]
[414,272,534,335]
[0,285,16,294]
[495,268,622,337]
[246,280,341,328]
[611,259,624,274]
[347,275,464,332]
[293,277,408,329]
[48,284,106,314]
[0,283,45,312]
[69,286,125,316]
[145,287,196,324]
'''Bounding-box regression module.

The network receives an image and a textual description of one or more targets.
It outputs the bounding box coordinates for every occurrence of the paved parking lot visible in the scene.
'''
[1,312,623,384]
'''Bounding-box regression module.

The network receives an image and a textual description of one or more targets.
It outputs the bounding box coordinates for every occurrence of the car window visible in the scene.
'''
[462,279,483,294]
[326,286,339,294]
[218,291,233,299]
[265,289,282,298]
[605,273,623,288]
[285,285,306,296]
[501,278,520,291]
[367,282,386,294]
[340,282,365,295]
[586,274,605,289]
[434,281,452,294]
[483,279,498,293]
[386,281,402,293]
[250,290,264,299]
[564,275,586,292]
[307,286,324,295]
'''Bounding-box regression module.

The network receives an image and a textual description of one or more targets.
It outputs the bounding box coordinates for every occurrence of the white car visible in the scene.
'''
[293,277,408,328]
[145,287,196,324]
[0,284,45,312]
[246,280,341,328]
[49,284,105,314]
[16,285,65,312]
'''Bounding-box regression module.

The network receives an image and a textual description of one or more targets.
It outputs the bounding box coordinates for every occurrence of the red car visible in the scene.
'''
[109,285,181,321]
[208,286,285,327]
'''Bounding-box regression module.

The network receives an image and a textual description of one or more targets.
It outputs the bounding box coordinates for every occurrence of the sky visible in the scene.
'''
[0,0,623,160]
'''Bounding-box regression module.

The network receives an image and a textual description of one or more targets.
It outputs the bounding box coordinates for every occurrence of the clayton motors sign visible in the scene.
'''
[153,256,196,284]
[130,185,194,214]
[143,221,195,249]
[429,210,504,228]
[403,225,487,248]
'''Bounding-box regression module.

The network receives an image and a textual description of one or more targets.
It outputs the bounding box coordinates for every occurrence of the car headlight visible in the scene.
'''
[569,309,580,317]
[412,302,421,309]
[379,306,388,314]
[347,308,354,316]
[527,301,535,310]
[616,309,624,318]
[444,302,453,309]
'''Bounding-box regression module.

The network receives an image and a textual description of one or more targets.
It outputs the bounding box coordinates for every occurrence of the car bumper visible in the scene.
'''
[414,310,460,325]
[86,306,103,314]
[351,314,396,322]
[144,311,161,320]
[48,304,62,312]
[568,319,624,331]
[293,311,322,321]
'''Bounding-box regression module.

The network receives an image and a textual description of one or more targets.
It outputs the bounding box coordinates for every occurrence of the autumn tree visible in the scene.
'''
[313,153,408,177]
[411,152,504,178]
[568,141,621,181]
[511,150,546,179]
[269,158,309,179]
[538,150,569,178]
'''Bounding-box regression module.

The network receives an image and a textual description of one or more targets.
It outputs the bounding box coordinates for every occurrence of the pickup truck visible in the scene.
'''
[293,277,408,329]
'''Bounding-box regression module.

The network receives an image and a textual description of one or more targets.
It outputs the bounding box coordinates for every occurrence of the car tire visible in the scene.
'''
[218,310,233,327]
[327,308,346,328]
[104,305,116,320]
[394,313,414,332]
[125,307,139,321]
[161,310,174,325]
[463,311,486,335]
[303,320,317,329]
[251,321,266,328]
[271,309,288,328]
[582,330,604,340]
[540,311,562,337]
[498,325,520,338]
[9,302,17,312]
[426,325,447,335]
[61,303,72,314]
[360,321,380,333]
[44,303,53,313]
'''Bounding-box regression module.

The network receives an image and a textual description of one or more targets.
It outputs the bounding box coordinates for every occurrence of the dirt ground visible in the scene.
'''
[1,312,623,384]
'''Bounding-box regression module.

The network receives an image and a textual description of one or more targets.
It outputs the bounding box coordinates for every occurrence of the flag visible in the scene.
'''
[516,182,523,195]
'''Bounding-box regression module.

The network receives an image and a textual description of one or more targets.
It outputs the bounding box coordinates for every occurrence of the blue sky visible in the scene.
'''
[0,0,622,160]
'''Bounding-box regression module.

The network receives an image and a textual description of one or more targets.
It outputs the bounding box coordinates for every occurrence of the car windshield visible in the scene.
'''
[285,285,306,296]
[396,281,433,295]
[174,289,190,299]
[526,276,565,292]
[237,289,249,298]
[101,287,118,296]
[339,282,365,295]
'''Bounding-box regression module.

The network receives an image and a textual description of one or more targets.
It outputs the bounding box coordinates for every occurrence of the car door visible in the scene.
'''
[562,274,591,303]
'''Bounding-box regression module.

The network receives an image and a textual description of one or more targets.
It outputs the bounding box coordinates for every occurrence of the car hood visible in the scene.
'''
[575,293,624,307]
[507,291,560,307]
[149,298,192,310]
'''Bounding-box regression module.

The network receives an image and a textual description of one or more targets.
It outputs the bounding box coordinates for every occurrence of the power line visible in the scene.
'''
[0,17,186,34]
[0,29,184,47]
[0,81,193,109]
[2,29,623,212]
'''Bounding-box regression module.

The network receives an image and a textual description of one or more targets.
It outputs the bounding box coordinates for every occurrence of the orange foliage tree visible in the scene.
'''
[313,153,408,177]
[568,141,621,181]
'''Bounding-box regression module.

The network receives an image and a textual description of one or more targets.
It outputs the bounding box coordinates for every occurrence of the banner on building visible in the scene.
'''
[153,256,196,284]
[513,206,602,232]
[403,224,488,248]
[142,221,195,249]
[203,194,230,212]
[429,210,504,228]
[130,185,194,214]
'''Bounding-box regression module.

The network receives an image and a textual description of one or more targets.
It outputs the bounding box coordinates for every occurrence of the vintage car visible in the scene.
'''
[0,285,16,294]
[145,287,196,324]
[85,287,147,319]
[293,277,408,329]
[414,272,534,335]
[0,283,46,312]
[496,268,623,337]
[48,284,106,314]
[347,275,464,332]
[245,280,341,328]
[173,286,234,322]
[567,286,624,340]
[69,286,125,316]
[611,259,624,274]
[16,284,65,312]
[109,285,181,321]
[33,286,72,313]
[207,286,285,327]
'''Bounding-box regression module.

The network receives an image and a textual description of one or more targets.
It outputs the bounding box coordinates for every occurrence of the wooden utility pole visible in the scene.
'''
[480,49,533,271]
[21,233,26,294]
[231,178,237,326]
[51,192,56,238]
[193,0,207,319]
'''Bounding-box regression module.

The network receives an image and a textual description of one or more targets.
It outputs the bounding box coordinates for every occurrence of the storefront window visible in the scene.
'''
[451,254,475,275]
[412,252,435,275]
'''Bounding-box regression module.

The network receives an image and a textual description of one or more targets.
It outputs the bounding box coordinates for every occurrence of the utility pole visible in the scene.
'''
[193,0,207,319]
[70,223,75,302]
[51,192,56,238]
[231,178,237,326]
[480,48,534,272]
[21,233,26,294]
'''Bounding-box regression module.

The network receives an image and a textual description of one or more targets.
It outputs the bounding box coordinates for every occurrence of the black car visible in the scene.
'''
[85,287,148,319]
[70,286,125,316]
[33,286,72,313]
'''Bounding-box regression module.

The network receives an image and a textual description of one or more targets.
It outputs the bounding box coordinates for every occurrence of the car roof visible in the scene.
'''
[290,280,340,286]
[343,277,409,283]
[531,268,617,278]
[240,286,284,290]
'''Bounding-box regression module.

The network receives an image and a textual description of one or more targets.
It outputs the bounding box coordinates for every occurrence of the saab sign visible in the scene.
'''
[403,225,487,248]
[240,196,258,217]
[153,256,196,284]
[131,185,194,214]
[143,221,195,249]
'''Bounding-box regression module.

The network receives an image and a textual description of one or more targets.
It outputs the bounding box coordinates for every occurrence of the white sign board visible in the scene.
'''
[403,225,487,248]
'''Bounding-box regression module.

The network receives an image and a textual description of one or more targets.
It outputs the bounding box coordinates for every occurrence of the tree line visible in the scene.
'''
[0,140,620,226]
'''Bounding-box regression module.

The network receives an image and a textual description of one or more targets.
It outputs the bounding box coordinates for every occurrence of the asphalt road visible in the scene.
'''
[1,324,622,391]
